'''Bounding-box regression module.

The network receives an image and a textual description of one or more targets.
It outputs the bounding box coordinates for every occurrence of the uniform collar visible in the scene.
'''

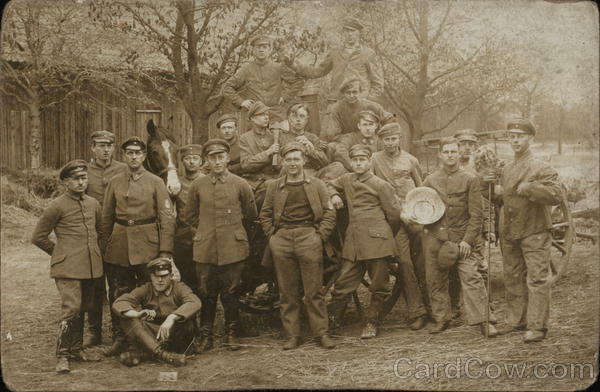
[65,190,85,201]
[225,135,238,146]
[384,148,401,158]
[279,174,310,188]
[442,165,460,175]
[184,171,202,182]
[361,136,376,145]
[90,158,113,169]
[128,167,146,181]
[253,127,269,137]
[355,170,373,182]
[514,149,533,163]
[210,169,229,184]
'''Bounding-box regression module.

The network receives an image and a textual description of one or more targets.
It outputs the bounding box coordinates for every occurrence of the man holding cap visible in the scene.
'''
[259,142,337,350]
[84,130,126,348]
[495,118,562,343]
[112,258,201,367]
[184,139,258,352]
[420,137,497,337]
[284,18,384,102]
[100,136,176,357]
[326,144,401,339]
[239,101,281,208]
[216,114,242,174]
[371,122,428,330]
[32,160,104,373]
[222,34,302,126]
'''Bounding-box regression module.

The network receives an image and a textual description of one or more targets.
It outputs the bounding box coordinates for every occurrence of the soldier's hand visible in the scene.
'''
[516,182,531,196]
[138,309,156,321]
[296,136,314,150]
[459,241,471,259]
[400,210,418,225]
[482,172,497,184]
[241,100,254,110]
[331,195,344,210]
[157,315,177,342]
[485,232,496,243]
[267,143,280,156]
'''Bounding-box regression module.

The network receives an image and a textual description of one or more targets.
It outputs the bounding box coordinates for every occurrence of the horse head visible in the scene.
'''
[145,118,181,196]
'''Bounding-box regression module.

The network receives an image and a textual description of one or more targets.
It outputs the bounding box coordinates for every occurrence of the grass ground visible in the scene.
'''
[1,204,598,391]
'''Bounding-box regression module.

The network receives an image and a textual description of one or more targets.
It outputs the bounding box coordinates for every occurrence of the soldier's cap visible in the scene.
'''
[121,136,146,151]
[91,130,115,144]
[438,241,460,269]
[358,110,380,124]
[343,18,364,31]
[404,186,445,225]
[507,118,536,136]
[146,257,172,276]
[250,34,271,46]
[59,160,88,180]
[377,122,403,138]
[247,101,270,119]
[339,77,362,93]
[179,144,203,158]
[216,113,238,129]
[454,129,479,142]
[281,141,305,157]
[349,144,372,158]
[202,138,230,156]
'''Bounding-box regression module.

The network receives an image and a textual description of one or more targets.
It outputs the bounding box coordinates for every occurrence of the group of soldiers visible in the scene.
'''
[31,18,563,374]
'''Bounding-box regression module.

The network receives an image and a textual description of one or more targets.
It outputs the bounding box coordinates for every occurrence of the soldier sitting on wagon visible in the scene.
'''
[112,258,201,367]
[279,103,346,181]
[334,109,385,172]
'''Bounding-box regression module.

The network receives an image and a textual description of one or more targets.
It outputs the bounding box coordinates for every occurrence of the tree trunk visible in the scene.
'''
[28,97,42,170]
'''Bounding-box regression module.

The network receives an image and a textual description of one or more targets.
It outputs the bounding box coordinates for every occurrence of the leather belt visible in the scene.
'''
[278,221,315,229]
[116,217,157,226]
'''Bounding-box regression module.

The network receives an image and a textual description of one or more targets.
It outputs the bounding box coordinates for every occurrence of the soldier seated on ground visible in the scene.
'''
[112,258,201,367]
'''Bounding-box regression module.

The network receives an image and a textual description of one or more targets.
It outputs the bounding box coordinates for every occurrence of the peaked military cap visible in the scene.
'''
[59,160,88,180]
[343,18,364,31]
[121,136,146,151]
[216,113,238,129]
[281,141,305,157]
[377,122,403,138]
[507,118,536,136]
[250,34,271,46]
[90,130,115,144]
[247,101,270,119]
[147,257,172,275]
[454,129,479,142]
[339,77,362,93]
[349,144,372,158]
[358,110,380,124]
[179,144,203,158]
[202,139,230,156]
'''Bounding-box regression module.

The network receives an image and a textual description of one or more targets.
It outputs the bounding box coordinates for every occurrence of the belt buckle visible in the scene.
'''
[127,219,135,226]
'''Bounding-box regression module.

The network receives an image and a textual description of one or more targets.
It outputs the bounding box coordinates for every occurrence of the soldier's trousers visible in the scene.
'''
[55,277,104,357]
[330,258,391,324]
[500,230,552,332]
[173,240,198,292]
[105,263,149,341]
[449,237,489,313]
[119,317,195,354]
[395,226,428,320]
[195,260,245,333]
[270,226,328,337]
[424,234,490,325]
[86,266,106,338]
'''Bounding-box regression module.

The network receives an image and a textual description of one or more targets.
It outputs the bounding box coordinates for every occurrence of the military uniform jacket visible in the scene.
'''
[423,167,482,246]
[279,129,329,171]
[174,172,205,246]
[31,192,103,279]
[259,175,336,240]
[460,158,495,235]
[86,158,127,206]
[113,281,201,323]
[183,171,258,265]
[335,132,382,171]
[328,171,400,261]
[500,150,562,241]
[239,128,280,182]
[228,137,243,175]
[100,168,176,266]
[372,149,422,200]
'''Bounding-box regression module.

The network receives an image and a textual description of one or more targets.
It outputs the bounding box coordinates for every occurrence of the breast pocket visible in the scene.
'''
[446,192,467,222]
[368,228,389,239]
[234,229,248,242]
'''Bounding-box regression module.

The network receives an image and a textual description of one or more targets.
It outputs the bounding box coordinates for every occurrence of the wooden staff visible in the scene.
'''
[272,127,280,166]
[485,181,492,338]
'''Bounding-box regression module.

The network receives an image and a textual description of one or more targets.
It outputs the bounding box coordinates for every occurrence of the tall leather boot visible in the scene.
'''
[223,322,240,351]
[222,294,241,351]
[84,306,103,348]
[194,296,216,353]
[327,298,348,333]
[56,319,72,373]
[71,315,102,362]
[362,296,385,339]
[153,346,186,367]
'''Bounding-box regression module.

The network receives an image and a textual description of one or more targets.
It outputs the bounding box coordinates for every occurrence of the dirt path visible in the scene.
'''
[1,238,598,390]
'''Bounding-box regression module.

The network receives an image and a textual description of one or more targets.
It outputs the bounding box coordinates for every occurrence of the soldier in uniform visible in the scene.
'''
[184,139,258,352]
[31,160,104,373]
[84,130,127,347]
[174,144,204,289]
[420,137,497,337]
[494,119,562,342]
[216,114,243,174]
[335,109,384,171]
[239,101,281,208]
[112,258,201,367]
[326,144,402,339]
[222,35,302,128]
[100,136,176,357]
[259,142,337,350]
[370,122,428,330]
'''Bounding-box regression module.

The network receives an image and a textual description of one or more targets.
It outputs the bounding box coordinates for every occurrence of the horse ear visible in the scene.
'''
[147,119,157,136]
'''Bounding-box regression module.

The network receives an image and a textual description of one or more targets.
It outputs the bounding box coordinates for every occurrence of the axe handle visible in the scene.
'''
[272,128,280,166]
